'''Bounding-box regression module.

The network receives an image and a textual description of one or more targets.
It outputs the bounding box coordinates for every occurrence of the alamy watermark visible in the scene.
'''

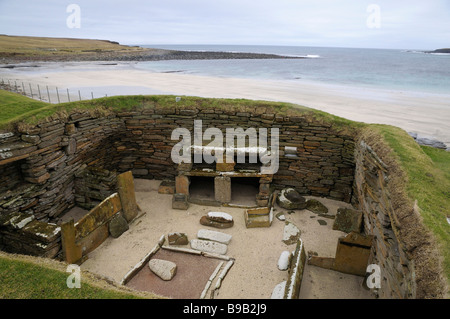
[66,264,81,288]
[171,120,280,174]
[66,4,81,29]
[366,4,381,29]
[366,264,381,289]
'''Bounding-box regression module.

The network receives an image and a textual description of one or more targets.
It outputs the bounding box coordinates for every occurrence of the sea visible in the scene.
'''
[138,44,450,95]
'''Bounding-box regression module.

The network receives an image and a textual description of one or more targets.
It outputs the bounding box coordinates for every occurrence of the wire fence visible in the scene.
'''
[0,78,108,103]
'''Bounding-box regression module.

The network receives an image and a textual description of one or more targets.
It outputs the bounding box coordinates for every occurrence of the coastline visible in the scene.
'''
[0,48,302,65]
[1,60,449,147]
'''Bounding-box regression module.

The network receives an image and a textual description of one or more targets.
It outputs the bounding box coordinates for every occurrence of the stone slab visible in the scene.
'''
[74,193,122,239]
[214,176,231,203]
[190,239,228,255]
[175,175,190,195]
[200,215,233,229]
[108,213,129,238]
[207,212,233,223]
[148,259,177,281]
[168,232,189,245]
[333,232,373,276]
[197,229,232,245]
[276,188,307,210]
[332,208,363,233]
[117,171,138,222]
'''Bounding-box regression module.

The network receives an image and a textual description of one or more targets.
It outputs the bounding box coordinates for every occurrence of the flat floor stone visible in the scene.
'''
[197,229,232,245]
[190,239,228,255]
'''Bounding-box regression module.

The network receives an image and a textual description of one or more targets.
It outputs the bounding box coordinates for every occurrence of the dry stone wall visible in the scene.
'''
[354,135,445,299]
[3,99,440,298]
[0,102,356,259]
[112,107,356,202]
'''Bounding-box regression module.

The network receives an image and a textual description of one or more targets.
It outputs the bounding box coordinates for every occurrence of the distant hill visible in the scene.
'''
[425,48,450,54]
[0,34,300,63]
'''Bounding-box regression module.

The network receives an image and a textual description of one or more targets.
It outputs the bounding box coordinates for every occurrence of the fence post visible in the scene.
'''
[78,90,81,101]
[22,82,25,95]
[38,84,42,100]
[56,87,60,103]
[46,85,51,103]
[29,83,33,98]
[67,88,70,102]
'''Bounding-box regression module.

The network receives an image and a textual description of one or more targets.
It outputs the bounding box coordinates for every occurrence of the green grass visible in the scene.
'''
[0,90,363,137]
[0,90,50,128]
[0,34,146,57]
[371,125,450,283]
[0,254,148,299]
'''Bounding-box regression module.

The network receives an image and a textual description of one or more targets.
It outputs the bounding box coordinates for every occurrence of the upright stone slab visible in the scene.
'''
[333,208,363,233]
[117,171,138,222]
[108,213,129,238]
[175,175,190,195]
[333,232,373,276]
[284,239,306,299]
[214,176,231,203]
[61,219,82,264]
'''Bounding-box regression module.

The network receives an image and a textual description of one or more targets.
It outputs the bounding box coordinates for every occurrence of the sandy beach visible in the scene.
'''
[1,61,449,146]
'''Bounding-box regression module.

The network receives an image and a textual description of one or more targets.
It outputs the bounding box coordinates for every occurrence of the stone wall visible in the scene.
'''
[0,101,356,259]
[354,131,445,299]
[74,166,118,210]
[112,107,356,202]
[0,98,445,298]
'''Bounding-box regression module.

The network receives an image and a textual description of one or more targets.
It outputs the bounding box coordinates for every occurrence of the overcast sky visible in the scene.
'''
[0,0,448,50]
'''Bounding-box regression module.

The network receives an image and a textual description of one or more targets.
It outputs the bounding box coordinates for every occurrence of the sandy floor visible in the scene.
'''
[79,179,374,299]
[1,61,449,146]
